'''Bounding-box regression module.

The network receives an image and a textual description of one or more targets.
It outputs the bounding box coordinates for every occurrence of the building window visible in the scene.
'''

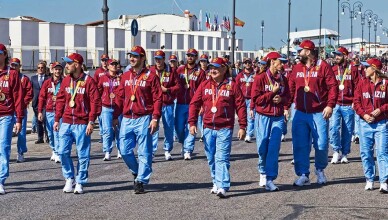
[151,34,156,43]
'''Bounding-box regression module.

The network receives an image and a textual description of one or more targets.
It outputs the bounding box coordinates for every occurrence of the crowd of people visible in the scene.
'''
[0,39,387,198]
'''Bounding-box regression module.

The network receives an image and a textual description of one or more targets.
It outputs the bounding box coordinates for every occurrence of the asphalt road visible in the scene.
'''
[1,117,388,220]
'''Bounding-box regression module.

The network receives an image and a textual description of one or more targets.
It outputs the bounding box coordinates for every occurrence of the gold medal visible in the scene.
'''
[381,85,385,90]
[185,84,190,89]
[4,75,9,80]
[0,93,5,101]
[143,75,148,80]
[195,71,200,76]
[80,81,85,86]
[211,106,218,113]
[304,86,310,92]
[109,93,115,99]
[166,72,170,77]
[130,95,136,101]
[226,84,231,90]
[69,100,75,108]
[246,82,250,87]
[339,85,345,91]
[52,96,57,101]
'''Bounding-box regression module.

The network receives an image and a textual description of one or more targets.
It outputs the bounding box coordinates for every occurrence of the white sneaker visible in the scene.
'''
[316,170,327,184]
[117,151,122,159]
[74,183,84,194]
[293,174,311,186]
[54,154,61,163]
[259,174,267,187]
[216,188,226,198]
[210,184,218,194]
[63,178,75,193]
[340,155,349,164]
[183,152,191,160]
[16,153,25,163]
[351,135,355,142]
[103,152,111,161]
[281,134,285,142]
[164,151,173,161]
[379,182,388,193]
[50,152,56,161]
[331,151,340,164]
[0,184,5,195]
[244,136,252,143]
[291,159,294,164]
[365,181,374,191]
[265,180,279,191]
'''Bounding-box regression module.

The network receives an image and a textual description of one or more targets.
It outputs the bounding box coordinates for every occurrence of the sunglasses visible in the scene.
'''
[187,54,196,58]
[109,63,119,66]
[37,67,45,69]
[101,59,108,62]
[244,61,252,64]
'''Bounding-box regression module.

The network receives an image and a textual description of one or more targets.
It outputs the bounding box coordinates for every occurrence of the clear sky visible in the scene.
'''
[1,0,387,51]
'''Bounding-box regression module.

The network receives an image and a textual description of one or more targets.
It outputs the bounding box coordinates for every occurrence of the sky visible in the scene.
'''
[1,0,387,51]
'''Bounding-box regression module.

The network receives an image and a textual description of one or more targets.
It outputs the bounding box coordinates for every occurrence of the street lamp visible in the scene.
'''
[341,1,363,53]
[102,0,109,55]
[368,14,378,55]
[337,0,340,47]
[287,0,291,58]
[357,9,373,55]
[261,20,264,50]
[383,27,388,38]
[373,18,383,56]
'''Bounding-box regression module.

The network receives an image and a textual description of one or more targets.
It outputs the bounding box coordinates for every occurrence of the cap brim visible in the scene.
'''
[154,56,164,59]
[62,57,73,62]
[0,50,4,54]
[53,64,63,68]
[279,58,288,63]
[295,46,303,51]
[208,63,221,68]
[361,62,370,67]
[11,62,20,66]
[199,58,208,61]
[128,52,140,56]
[169,59,177,61]
[332,51,344,56]
[259,61,267,65]
[186,53,197,56]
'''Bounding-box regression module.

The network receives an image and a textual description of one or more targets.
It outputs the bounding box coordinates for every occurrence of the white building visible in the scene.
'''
[2,12,255,70]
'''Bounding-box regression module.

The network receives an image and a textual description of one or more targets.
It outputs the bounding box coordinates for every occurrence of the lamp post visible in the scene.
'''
[358,10,373,56]
[261,20,264,51]
[287,0,291,58]
[231,0,236,65]
[337,0,340,47]
[383,27,388,38]
[102,0,109,55]
[368,14,378,55]
[373,18,383,56]
[341,1,363,53]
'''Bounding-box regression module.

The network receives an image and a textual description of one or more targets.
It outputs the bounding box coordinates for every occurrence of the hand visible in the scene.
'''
[272,82,280,93]
[237,129,246,140]
[363,114,375,123]
[272,95,282,104]
[14,123,21,134]
[53,122,60,131]
[161,86,168,93]
[86,124,94,136]
[322,106,333,119]
[113,119,119,127]
[371,108,381,117]
[149,119,158,135]
[249,110,255,119]
[284,109,290,122]
[38,113,43,122]
[189,126,197,136]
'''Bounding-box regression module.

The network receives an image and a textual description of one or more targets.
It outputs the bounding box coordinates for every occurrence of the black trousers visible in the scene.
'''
[33,107,47,141]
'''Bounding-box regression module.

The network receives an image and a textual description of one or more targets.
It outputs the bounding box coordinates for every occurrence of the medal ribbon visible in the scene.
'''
[265,69,276,89]
[244,72,253,83]
[303,66,310,88]
[158,69,166,84]
[0,68,10,93]
[211,83,225,109]
[51,80,61,96]
[130,71,145,98]
[70,78,82,102]
[338,64,351,86]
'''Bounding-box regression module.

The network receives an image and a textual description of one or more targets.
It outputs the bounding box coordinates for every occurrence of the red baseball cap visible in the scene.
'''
[107,59,119,65]
[52,61,63,68]
[154,50,165,59]
[100,54,109,60]
[199,54,208,61]
[10,58,21,65]
[0,44,7,55]
[332,46,349,56]
[208,57,226,68]
[266,51,288,63]
[186,48,198,56]
[127,46,145,56]
[296,40,315,51]
[169,54,178,61]
[62,53,84,64]
[361,58,382,70]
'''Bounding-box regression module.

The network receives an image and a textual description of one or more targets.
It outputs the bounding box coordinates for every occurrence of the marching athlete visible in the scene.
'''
[189,57,247,198]
[54,53,101,194]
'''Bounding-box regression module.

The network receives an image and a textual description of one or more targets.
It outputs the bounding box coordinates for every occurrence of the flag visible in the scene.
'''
[234,17,245,27]
[214,15,218,31]
[198,10,202,31]
[224,16,230,31]
[205,13,210,30]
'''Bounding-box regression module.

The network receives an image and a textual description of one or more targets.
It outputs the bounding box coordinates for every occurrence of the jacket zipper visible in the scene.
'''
[140,97,147,110]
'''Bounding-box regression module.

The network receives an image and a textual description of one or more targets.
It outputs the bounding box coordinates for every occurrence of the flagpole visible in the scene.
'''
[231,0,236,66]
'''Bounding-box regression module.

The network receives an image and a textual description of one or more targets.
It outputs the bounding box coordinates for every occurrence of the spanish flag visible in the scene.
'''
[234,17,245,27]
